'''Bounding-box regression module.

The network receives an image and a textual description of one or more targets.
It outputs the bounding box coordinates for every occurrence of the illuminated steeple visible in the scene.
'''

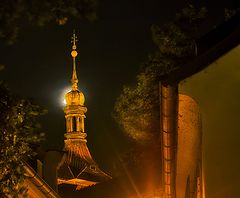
[58,32,111,190]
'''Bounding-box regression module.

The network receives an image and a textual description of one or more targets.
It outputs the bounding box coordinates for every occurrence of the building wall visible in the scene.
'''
[177,94,202,198]
[179,45,240,197]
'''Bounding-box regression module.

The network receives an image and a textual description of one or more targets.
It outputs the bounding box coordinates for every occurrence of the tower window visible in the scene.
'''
[72,117,77,132]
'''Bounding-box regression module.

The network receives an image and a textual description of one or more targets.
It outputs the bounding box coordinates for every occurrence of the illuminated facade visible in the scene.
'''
[57,33,111,189]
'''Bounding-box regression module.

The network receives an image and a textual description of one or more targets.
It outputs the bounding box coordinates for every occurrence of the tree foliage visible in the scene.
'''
[114,65,161,142]
[0,0,97,44]
[114,5,206,142]
[150,5,207,81]
[0,82,45,197]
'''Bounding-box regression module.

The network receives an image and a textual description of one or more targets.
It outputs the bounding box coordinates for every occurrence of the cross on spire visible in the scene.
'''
[71,30,78,50]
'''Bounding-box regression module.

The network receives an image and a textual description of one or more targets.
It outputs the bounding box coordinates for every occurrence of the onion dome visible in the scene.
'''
[65,90,85,106]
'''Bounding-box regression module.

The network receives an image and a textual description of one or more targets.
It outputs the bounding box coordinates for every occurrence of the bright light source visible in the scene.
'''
[60,86,71,106]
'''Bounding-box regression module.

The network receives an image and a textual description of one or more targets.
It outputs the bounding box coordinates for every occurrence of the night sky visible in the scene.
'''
[0,0,239,197]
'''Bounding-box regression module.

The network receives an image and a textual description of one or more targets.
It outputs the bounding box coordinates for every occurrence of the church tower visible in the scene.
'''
[57,32,111,190]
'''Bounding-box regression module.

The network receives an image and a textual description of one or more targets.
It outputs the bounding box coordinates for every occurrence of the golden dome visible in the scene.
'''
[65,90,85,106]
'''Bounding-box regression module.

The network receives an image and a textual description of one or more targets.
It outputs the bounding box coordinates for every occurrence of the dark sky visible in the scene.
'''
[0,0,238,197]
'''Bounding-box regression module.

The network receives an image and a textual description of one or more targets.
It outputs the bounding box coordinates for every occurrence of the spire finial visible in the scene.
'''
[71,30,78,90]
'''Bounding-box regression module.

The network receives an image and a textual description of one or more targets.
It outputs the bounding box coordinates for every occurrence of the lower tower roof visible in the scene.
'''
[57,139,111,190]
